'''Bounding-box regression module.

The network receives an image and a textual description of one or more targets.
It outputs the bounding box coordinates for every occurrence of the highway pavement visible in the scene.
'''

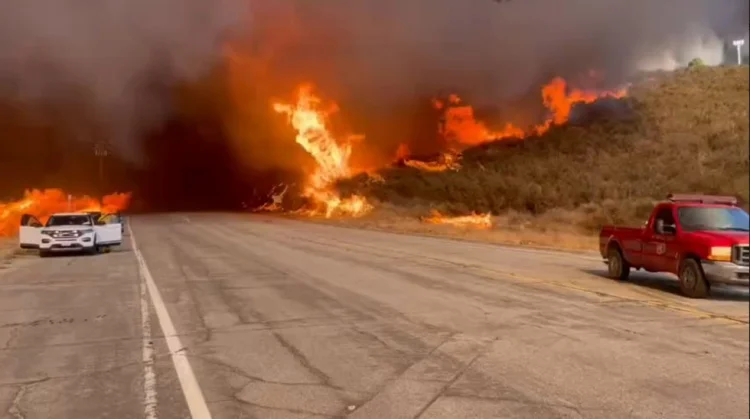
[0,213,747,419]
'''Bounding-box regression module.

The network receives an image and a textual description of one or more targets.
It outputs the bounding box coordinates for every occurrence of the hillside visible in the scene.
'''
[339,66,749,237]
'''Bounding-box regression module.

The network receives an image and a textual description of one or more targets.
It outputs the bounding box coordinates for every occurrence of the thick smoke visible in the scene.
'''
[228,0,747,169]
[0,0,746,207]
[1,0,745,156]
[243,0,745,107]
[0,0,248,159]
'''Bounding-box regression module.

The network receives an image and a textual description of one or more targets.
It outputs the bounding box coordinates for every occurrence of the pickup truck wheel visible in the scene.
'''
[679,259,709,298]
[607,247,630,281]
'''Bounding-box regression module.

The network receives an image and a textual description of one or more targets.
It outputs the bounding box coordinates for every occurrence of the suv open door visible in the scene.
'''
[19,214,43,249]
[94,213,123,246]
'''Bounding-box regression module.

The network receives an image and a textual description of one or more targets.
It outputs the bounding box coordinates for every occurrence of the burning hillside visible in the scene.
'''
[254,73,628,221]
[338,66,749,236]
[1,0,744,224]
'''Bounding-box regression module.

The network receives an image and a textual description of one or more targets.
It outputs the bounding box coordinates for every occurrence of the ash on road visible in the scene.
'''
[0,214,747,419]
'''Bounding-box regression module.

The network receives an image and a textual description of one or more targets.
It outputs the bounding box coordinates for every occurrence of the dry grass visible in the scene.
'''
[337,66,749,246]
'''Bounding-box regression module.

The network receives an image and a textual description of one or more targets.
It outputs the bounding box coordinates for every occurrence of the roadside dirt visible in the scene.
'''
[0,238,18,269]
[293,209,599,254]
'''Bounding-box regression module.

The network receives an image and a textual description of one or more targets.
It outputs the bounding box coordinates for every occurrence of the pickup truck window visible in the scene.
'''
[653,207,675,232]
[677,207,750,232]
[46,215,93,227]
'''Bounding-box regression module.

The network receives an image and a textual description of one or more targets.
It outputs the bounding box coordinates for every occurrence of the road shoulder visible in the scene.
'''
[284,212,599,254]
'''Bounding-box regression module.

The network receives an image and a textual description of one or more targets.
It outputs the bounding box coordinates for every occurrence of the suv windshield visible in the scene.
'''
[46,215,92,227]
[677,207,750,232]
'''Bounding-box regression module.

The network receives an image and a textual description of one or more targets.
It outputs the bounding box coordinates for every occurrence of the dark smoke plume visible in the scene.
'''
[243,0,745,106]
[1,0,745,157]
[232,0,747,167]
[0,0,248,159]
[0,0,746,208]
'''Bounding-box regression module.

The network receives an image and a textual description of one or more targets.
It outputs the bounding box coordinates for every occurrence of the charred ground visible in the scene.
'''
[340,66,750,233]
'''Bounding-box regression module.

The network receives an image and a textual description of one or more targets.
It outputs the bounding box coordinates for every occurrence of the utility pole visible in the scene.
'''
[94,142,109,193]
[732,39,745,65]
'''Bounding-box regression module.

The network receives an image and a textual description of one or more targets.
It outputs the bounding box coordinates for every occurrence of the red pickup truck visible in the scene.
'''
[599,194,749,298]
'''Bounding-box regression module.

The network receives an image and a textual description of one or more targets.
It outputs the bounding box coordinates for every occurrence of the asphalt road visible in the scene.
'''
[0,213,747,419]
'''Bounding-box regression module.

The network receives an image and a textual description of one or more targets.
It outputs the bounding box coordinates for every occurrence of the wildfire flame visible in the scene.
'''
[255,184,289,212]
[258,74,626,219]
[403,152,462,172]
[273,84,372,217]
[422,210,493,229]
[0,189,132,237]
[434,77,627,151]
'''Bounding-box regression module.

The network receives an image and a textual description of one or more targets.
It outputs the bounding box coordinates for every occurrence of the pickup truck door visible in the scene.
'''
[94,213,123,246]
[643,231,679,272]
[642,205,677,272]
[19,214,43,249]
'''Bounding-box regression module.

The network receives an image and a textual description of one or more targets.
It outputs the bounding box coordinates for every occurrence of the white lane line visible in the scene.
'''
[140,255,157,419]
[128,222,213,419]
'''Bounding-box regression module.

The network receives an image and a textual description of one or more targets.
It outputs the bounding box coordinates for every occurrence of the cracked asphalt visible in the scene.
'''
[0,213,748,418]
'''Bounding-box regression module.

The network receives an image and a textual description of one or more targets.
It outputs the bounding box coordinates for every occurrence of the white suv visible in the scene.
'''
[19,212,123,257]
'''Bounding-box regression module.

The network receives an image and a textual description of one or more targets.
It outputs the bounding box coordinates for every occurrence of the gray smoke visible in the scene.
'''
[0,0,746,159]
[0,0,248,158]
[246,0,747,108]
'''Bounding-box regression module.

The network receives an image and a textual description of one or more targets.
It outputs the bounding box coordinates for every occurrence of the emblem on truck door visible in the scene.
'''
[656,243,666,255]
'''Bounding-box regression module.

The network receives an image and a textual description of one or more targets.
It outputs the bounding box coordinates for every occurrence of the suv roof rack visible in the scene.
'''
[667,193,738,206]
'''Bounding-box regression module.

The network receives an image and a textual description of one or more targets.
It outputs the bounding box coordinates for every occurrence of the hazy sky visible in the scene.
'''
[244,0,747,106]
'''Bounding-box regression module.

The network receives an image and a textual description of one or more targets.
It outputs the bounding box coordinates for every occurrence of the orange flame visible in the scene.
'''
[403,152,461,172]
[0,189,132,237]
[422,210,493,229]
[433,77,627,151]
[255,184,288,212]
[535,76,628,133]
[395,143,411,161]
[273,84,372,217]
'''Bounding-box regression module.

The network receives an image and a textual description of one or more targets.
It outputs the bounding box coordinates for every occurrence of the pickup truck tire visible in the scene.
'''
[678,258,709,298]
[607,247,630,281]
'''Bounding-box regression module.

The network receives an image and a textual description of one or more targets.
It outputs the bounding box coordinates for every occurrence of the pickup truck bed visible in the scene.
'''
[599,226,642,249]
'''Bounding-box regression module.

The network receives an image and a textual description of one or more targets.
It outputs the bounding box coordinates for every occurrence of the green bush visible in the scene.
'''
[688,58,705,68]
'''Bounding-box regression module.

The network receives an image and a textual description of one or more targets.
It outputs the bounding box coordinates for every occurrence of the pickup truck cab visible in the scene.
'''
[18,212,123,257]
[599,194,749,298]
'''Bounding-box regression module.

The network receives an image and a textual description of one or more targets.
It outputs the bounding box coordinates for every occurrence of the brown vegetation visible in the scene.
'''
[338,66,749,244]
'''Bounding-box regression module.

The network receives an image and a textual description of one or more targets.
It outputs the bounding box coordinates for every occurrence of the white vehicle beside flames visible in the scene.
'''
[19,212,123,257]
